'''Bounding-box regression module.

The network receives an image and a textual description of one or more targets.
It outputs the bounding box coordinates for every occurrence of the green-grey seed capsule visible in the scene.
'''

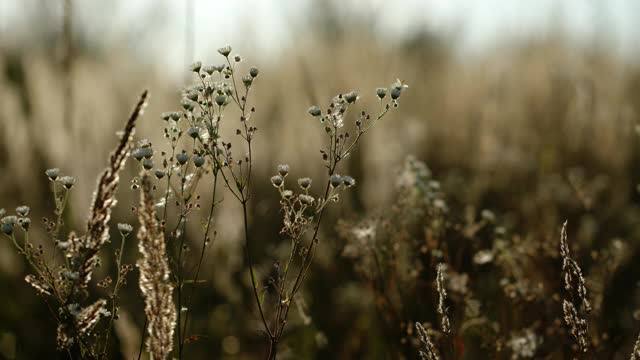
[242,75,253,87]
[271,175,284,187]
[16,206,30,217]
[132,148,144,161]
[330,174,343,188]
[176,153,189,165]
[277,164,289,177]
[45,168,61,181]
[1,222,13,236]
[299,194,315,205]
[215,95,227,106]
[297,177,312,190]
[19,217,31,231]
[308,106,322,117]
[186,92,198,101]
[218,45,232,57]
[154,169,166,179]
[139,147,153,159]
[249,67,259,78]
[376,88,387,99]
[203,65,215,75]
[193,156,205,168]
[190,61,202,73]
[342,176,356,187]
[142,158,153,170]
[60,176,76,189]
[344,91,358,104]
[390,87,402,100]
[187,127,200,139]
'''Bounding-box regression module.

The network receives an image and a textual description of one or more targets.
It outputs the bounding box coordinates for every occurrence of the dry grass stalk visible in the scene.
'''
[47,89,148,351]
[559,221,591,353]
[137,174,177,359]
[415,322,440,360]
[78,89,149,289]
[436,263,451,335]
[631,331,640,360]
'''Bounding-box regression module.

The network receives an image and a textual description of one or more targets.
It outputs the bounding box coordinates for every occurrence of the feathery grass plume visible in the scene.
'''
[77,89,149,290]
[436,263,451,335]
[34,89,147,352]
[415,322,440,360]
[137,174,177,359]
[559,221,591,353]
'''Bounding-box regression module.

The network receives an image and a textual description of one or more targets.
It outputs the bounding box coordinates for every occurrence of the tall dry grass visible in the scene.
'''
[2,26,640,358]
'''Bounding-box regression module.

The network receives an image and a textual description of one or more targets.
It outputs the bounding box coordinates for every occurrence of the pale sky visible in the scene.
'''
[1,0,639,73]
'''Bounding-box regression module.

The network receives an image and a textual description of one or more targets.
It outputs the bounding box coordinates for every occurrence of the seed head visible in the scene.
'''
[281,190,293,199]
[330,174,343,188]
[176,153,189,165]
[1,222,13,236]
[1,216,17,235]
[142,158,153,170]
[344,91,358,104]
[390,79,408,100]
[271,175,284,188]
[308,106,322,117]
[187,127,201,139]
[170,112,182,121]
[45,168,61,181]
[242,75,253,87]
[60,176,76,190]
[218,45,232,57]
[298,177,312,190]
[181,99,194,111]
[234,54,242,62]
[391,87,402,100]
[154,169,166,179]
[117,223,133,236]
[190,61,202,73]
[299,194,315,206]
[215,95,227,106]
[18,217,31,231]
[376,88,387,99]
[249,67,259,78]
[186,91,198,101]
[193,156,205,168]
[132,148,144,161]
[342,176,356,187]
[203,65,215,75]
[16,206,30,217]
[275,165,288,177]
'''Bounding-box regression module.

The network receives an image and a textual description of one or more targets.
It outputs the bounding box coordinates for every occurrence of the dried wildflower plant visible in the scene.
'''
[2,90,148,358]
[139,46,260,358]
[132,46,406,358]
[261,79,406,358]
[4,44,410,359]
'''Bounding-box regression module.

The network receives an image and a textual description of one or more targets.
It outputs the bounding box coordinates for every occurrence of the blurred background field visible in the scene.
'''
[2,1,640,359]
